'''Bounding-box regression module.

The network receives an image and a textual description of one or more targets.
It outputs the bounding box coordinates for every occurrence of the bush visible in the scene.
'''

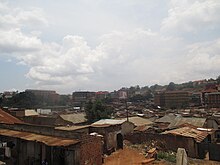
[157,151,176,163]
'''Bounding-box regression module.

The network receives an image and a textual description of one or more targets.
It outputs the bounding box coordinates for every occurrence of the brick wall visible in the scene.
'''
[125,132,198,158]
[80,135,102,165]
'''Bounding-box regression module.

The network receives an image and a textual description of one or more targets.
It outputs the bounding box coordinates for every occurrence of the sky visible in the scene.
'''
[0,0,220,94]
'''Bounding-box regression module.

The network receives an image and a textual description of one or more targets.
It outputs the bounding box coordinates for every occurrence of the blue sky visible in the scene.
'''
[0,0,220,93]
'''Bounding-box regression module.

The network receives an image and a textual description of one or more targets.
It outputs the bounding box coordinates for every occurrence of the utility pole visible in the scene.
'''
[125,99,129,122]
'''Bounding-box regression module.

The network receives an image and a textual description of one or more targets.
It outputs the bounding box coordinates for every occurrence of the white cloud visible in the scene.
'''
[1,0,220,92]
[0,28,42,53]
[186,39,220,76]
[21,29,187,91]
[161,0,220,34]
[0,2,47,53]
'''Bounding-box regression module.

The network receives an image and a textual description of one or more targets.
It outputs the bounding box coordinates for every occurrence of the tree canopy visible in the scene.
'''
[85,100,113,123]
[166,82,176,91]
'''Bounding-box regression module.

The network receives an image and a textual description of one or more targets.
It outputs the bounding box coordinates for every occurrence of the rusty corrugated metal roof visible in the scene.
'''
[134,125,151,132]
[0,108,22,124]
[168,117,206,129]
[162,127,209,143]
[55,125,90,131]
[120,116,153,126]
[0,129,79,146]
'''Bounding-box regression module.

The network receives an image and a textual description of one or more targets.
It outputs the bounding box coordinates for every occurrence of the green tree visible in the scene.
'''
[166,82,176,91]
[217,75,220,84]
[85,100,112,123]
[11,91,39,108]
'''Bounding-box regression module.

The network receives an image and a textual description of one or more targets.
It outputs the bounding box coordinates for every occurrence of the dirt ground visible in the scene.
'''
[103,147,147,165]
[103,147,173,165]
[103,146,220,165]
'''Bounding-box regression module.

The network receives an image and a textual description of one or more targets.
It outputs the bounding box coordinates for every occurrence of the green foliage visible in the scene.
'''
[128,93,152,102]
[217,75,220,84]
[85,100,113,123]
[1,91,39,108]
[59,95,71,106]
[166,82,176,91]
[157,151,176,163]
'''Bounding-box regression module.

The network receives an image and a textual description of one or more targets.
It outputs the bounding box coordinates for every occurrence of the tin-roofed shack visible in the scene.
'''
[0,128,80,164]
[125,125,214,159]
[91,119,134,154]
[0,122,102,165]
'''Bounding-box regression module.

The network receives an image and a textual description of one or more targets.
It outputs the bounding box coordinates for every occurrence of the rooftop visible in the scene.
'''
[0,108,22,124]
[0,128,79,147]
[162,126,209,143]
[60,113,87,124]
[55,125,90,131]
[168,117,206,129]
[155,114,176,123]
[120,116,153,126]
[92,119,126,126]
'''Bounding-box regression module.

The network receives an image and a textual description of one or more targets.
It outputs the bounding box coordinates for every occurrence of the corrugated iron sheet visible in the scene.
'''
[0,129,79,146]
[120,116,153,126]
[168,117,206,129]
[55,125,90,131]
[162,127,209,143]
[134,125,151,132]
[92,119,126,126]
[60,113,87,124]
[0,108,22,124]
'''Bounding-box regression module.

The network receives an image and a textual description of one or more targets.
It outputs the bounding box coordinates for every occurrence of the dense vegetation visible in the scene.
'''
[85,100,113,123]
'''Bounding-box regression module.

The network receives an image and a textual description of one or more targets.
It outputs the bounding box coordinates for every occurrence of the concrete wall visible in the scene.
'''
[121,121,134,135]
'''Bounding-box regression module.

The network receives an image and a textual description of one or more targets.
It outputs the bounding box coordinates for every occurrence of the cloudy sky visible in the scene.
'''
[0,0,220,94]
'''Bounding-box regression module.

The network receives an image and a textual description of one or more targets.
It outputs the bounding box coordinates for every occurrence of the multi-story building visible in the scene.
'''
[95,91,109,100]
[201,84,220,106]
[72,91,95,107]
[25,89,60,105]
[118,90,128,100]
[205,92,220,108]
[154,91,191,108]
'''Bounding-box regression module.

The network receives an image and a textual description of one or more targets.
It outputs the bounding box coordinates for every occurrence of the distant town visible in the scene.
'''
[0,76,220,164]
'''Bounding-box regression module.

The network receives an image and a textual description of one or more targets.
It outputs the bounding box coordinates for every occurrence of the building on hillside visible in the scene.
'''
[154,91,191,108]
[95,91,109,100]
[25,89,60,104]
[3,91,17,99]
[118,90,128,100]
[154,92,165,107]
[204,92,220,108]
[72,91,95,107]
